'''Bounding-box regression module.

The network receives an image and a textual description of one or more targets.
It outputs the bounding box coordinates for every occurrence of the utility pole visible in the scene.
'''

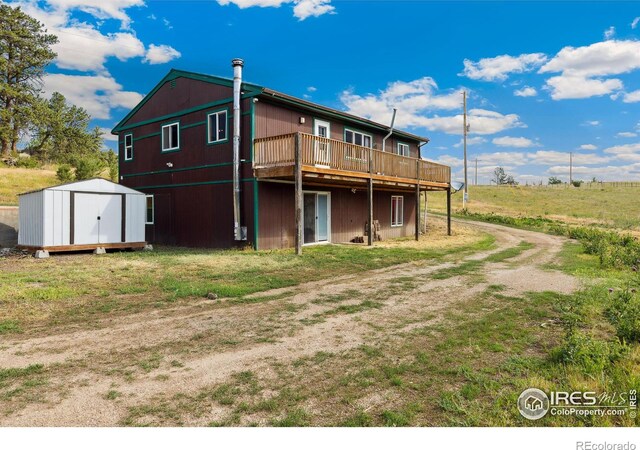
[462,91,468,208]
[569,152,573,185]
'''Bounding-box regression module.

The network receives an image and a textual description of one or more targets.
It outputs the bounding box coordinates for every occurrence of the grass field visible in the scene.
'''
[0,167,57,206]
[426,184,640,229]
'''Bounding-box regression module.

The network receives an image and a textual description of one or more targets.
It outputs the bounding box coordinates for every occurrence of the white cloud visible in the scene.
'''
[579,144,598,150]
[340,78,525,135]
[293,0,334,19]
[143,44,181,65]
[603,142,640,162]
[433,155,463,167]
[544,75,623,100]
[13,1,180,72]
[616,132,637,138]
[453,136,486,148]
[604,26,616,40]
[307,86,317,92]
[632,17,640,29]
[621,90,640,103]
[539,40,640,100]
[43,73,143,120]
[514,86,537,97]
[99,127,118,142]
[474,151,528,166]
[583,120,600,126]
[492,136,537,148]
[461,53,547,81]
[528,150,610,165]
[44,0,144,28]
[216,0,334,20]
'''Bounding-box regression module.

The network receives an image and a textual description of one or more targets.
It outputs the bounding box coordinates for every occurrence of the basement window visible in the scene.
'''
[145,195,154,224]
[162,122,180,151]
[124,134,133,161]
[207,110,228,144]
[391,195,404,227]
[397,142,410,157]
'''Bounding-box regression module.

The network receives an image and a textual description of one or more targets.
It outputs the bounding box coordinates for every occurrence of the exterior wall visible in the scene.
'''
[43,189,71,247]
[255,101,422,158]
[1,206,19,247]
[257,181,416,250]
[18,192,44,247]
[117,76,257,249]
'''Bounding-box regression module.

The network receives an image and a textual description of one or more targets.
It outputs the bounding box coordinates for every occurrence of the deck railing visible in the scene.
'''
[254,132,450,184]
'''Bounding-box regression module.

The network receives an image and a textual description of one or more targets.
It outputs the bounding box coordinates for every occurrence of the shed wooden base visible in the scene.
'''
[17,242,147,253]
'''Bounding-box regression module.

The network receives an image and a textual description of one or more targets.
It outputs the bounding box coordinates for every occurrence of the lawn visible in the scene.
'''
[0,219,491,334]
[0,167,58,206]
[426,184,640,229]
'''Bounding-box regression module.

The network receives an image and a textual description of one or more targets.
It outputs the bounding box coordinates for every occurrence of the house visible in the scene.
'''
[112,59,452,251]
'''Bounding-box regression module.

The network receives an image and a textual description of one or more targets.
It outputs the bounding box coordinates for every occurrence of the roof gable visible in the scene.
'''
[112,69,264,133]
[19,178,145,196]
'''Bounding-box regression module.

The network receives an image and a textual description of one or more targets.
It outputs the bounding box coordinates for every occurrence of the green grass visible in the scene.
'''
[0,167,58,206]
[0,232,494,333]
[427,184,640,229]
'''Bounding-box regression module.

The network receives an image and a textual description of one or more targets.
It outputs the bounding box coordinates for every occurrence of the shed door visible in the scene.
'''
[73,193,122,245]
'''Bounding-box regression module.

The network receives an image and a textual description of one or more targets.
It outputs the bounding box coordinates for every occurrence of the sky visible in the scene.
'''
[6,0,640,184]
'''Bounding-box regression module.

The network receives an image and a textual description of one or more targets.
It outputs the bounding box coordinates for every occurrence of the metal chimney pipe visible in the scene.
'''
[232,58,246,241]
[382,108,397,152]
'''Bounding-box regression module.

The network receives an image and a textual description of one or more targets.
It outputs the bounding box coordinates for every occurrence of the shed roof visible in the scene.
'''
[19,178,145,196]
[111,69,430,143]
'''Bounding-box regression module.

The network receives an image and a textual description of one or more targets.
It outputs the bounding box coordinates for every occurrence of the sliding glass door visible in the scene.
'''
[303,192,330,244]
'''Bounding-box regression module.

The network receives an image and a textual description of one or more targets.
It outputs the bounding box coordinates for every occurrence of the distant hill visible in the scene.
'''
[0,167,58,206]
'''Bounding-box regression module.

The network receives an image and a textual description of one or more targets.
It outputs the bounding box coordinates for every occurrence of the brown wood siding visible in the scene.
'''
[136,180,255,248]
[255,101,422,158]
[124,78,234,125]
[257,181,416,250]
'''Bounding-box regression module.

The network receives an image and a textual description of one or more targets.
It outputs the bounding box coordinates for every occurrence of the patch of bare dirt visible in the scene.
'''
[0,217,579,426]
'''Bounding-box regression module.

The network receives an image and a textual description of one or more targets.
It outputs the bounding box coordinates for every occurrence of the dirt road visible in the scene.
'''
[0,219,578,426]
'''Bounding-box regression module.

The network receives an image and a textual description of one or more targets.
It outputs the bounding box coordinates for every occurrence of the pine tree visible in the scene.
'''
[0,5,57,157]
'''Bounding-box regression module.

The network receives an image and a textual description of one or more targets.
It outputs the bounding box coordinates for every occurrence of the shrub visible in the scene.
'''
[572,180,583,188]
[15,156,40,169]
[554,331,627,374]
[606,283,640,343]
[56,164,74,182]
[73,154,104,180]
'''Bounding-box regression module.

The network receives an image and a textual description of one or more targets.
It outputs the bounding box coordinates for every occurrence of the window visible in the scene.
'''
[124,134,133,161]
[345,129,372,148]
[145,195,154,224]
[344,128,372,160]
[162,122,179,151]
[207,110,228,143]
[397,142,410,157]
[391,195,404,227]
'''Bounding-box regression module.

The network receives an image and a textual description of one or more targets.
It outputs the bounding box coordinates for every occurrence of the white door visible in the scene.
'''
[313,119,331,166]
[303,192,330,244]
[98,195,122,244]
[74,193,122,245]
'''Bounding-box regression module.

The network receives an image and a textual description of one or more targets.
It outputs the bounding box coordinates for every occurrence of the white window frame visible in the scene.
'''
[124,133,133,161]
[391,195,404,227]
[344,128,372,161]
[397,142,410,157]
[207,110,228,144]
[145,195,154,225]
[161,122,180,152]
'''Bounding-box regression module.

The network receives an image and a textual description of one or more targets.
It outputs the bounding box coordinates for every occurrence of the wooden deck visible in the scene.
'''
[253,132,452,254]
[253,133,450,190]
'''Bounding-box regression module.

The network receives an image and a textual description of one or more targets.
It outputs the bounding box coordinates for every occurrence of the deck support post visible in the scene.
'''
[294,132,303,255]
[367,147,373,246]
[415,160,420,241]
[446,186,452,236]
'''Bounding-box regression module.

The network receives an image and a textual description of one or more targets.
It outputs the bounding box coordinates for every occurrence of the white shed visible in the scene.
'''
[18,178,146,252]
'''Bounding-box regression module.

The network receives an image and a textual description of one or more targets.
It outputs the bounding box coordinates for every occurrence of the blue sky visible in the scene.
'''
[8,0,640,183]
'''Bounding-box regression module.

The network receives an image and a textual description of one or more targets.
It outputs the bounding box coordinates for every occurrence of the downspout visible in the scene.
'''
[232,58,247,241]
[381,108,397,152]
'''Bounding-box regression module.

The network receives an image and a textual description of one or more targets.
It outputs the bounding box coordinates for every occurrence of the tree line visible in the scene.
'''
[0,4,117,182]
